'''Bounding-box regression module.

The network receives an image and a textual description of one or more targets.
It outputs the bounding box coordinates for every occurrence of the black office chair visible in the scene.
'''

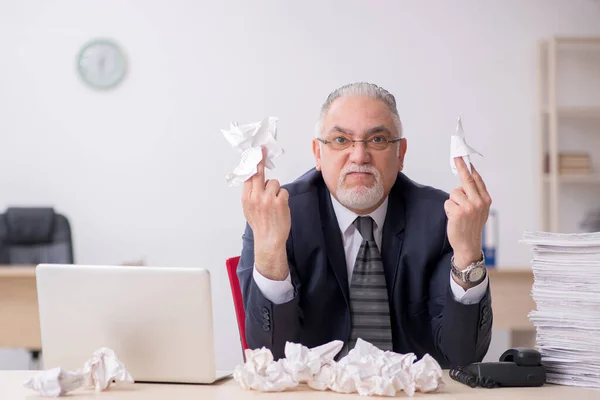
[0,207,74,265]
[0,206,75,367]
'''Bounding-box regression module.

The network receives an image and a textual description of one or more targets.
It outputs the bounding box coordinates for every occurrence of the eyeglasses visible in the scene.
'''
[317,135,402,151]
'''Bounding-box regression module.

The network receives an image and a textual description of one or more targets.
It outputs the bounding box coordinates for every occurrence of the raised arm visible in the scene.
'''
[237,147,302,359]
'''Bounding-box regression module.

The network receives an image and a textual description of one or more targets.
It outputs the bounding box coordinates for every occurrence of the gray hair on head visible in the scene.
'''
[315,82,403,139]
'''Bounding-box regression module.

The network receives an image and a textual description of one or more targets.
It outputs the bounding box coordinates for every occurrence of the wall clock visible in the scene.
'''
[76,38,128,90]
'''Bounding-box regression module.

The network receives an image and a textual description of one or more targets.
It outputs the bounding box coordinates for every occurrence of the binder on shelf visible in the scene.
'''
[544,152,592,175]
[482,209,497,267]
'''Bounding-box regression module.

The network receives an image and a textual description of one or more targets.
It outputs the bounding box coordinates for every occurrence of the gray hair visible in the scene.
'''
[315,82,403,139]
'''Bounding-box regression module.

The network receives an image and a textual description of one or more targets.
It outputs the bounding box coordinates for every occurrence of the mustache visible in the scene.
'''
[341,164,380,178]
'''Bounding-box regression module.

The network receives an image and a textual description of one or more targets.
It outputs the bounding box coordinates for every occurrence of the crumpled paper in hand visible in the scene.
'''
[23,347,134,397]
[233,338,444,397]
[450,115,482,175]
[221,117,284,186]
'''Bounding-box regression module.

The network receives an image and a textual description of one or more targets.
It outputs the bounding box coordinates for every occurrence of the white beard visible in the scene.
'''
[335,164,384,210]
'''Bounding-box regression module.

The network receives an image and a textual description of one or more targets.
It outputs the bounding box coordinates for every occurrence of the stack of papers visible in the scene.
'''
[522,231,600,388]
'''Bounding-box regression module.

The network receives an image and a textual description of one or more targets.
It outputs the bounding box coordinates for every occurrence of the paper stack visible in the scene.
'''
[522,231,600,388]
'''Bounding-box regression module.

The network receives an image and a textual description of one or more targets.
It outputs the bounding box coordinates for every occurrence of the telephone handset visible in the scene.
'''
[449,347,546,388]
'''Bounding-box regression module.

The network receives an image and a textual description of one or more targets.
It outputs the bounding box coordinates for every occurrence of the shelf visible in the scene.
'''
[543,174,600,184]
[538,36,600,233]
[542,106,600,119]
[553,36,600,45]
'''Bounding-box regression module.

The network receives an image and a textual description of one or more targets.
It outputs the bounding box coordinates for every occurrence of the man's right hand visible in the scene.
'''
[242,147,291,281]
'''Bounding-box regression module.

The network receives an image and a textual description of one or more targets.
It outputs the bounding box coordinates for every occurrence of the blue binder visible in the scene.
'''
[482,210,497,267]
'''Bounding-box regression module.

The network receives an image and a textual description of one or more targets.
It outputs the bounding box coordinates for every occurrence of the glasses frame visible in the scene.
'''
[316,136,402,151]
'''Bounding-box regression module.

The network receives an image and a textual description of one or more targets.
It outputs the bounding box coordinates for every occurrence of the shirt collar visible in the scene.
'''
[330,193,389,235]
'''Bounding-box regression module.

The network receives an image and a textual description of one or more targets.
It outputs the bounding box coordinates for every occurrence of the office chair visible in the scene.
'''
[225,256,249,360]
[0,207,74,265]
[0,206,75,367]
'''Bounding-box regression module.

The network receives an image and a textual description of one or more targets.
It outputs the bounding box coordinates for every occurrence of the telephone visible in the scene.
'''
[449,347,546,388]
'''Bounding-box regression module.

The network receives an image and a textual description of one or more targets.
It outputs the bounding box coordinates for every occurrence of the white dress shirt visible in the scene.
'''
[253,194,488,305]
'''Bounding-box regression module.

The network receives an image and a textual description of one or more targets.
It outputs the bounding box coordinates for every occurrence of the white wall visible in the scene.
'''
[1,0,600,371]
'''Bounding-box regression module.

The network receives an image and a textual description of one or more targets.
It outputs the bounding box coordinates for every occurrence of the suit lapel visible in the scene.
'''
[381,176,406,297]
[319,185,350,306]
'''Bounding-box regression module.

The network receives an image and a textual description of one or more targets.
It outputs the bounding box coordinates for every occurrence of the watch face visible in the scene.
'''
[468,267,485,283]
[77,39,127,90]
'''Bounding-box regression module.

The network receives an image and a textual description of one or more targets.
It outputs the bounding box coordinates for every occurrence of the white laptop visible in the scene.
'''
[35,263,231,384]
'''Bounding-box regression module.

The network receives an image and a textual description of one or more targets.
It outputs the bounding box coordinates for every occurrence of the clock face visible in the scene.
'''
[468,267,485,283]
[77,39,127,90]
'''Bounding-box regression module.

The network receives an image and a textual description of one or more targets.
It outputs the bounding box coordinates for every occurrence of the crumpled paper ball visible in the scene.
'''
[450,115,482,175]
[232,346,298,392]
[284,340,343,387]
[221,116,284,187]
[233,338,444,397]
[81,347,134,391]
[23,347,134,397]
[23,368,86,398]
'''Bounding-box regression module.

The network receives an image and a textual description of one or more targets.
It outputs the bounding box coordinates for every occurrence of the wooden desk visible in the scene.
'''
[0,266,39,349]
[487,269,535,330]
[487,268,536,348]
[2,370,599,399]
[0,266,536,351]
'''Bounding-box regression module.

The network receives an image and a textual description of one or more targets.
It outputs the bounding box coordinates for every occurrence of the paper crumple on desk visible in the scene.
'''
[450,115,482,175]
[233,338,444,397]
[22,368,86,398]
[221,116,284,187]
[23,347,134,397]
[80,347,134,391]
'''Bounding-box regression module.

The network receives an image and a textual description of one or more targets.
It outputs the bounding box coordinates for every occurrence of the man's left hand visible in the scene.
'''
[444,157,492,270]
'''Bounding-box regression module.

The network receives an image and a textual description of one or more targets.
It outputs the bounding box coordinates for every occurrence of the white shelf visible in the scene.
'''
[543,174,600,184]
[542,106,600,119]
[538,37,600,232]
[553,36,600,45]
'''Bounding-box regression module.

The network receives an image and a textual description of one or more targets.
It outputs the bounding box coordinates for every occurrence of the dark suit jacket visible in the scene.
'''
[237,168,492,368]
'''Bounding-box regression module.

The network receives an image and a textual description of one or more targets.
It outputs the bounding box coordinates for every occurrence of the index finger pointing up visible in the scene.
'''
[454,156,480,199]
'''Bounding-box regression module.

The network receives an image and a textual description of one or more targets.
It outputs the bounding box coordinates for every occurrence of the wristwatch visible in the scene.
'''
[451,251,487,285]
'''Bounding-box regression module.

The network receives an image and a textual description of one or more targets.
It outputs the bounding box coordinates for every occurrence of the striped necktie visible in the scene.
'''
[348,216,394,351]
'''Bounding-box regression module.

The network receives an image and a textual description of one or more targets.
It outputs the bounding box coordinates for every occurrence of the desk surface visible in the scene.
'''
[1,370,598,399]
[0,265,36,278]
[0,266,533,277]
[0,265,40,349]
[0,266,536,350]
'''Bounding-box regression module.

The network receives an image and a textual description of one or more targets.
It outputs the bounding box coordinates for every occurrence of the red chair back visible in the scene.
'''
[225,256,249,356]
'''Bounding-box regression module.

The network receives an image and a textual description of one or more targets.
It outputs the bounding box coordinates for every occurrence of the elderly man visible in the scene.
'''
[237,82,493,368]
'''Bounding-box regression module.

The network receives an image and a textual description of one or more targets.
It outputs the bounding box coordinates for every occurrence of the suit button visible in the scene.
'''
[262,323,270,332]
[480,314,490,328]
